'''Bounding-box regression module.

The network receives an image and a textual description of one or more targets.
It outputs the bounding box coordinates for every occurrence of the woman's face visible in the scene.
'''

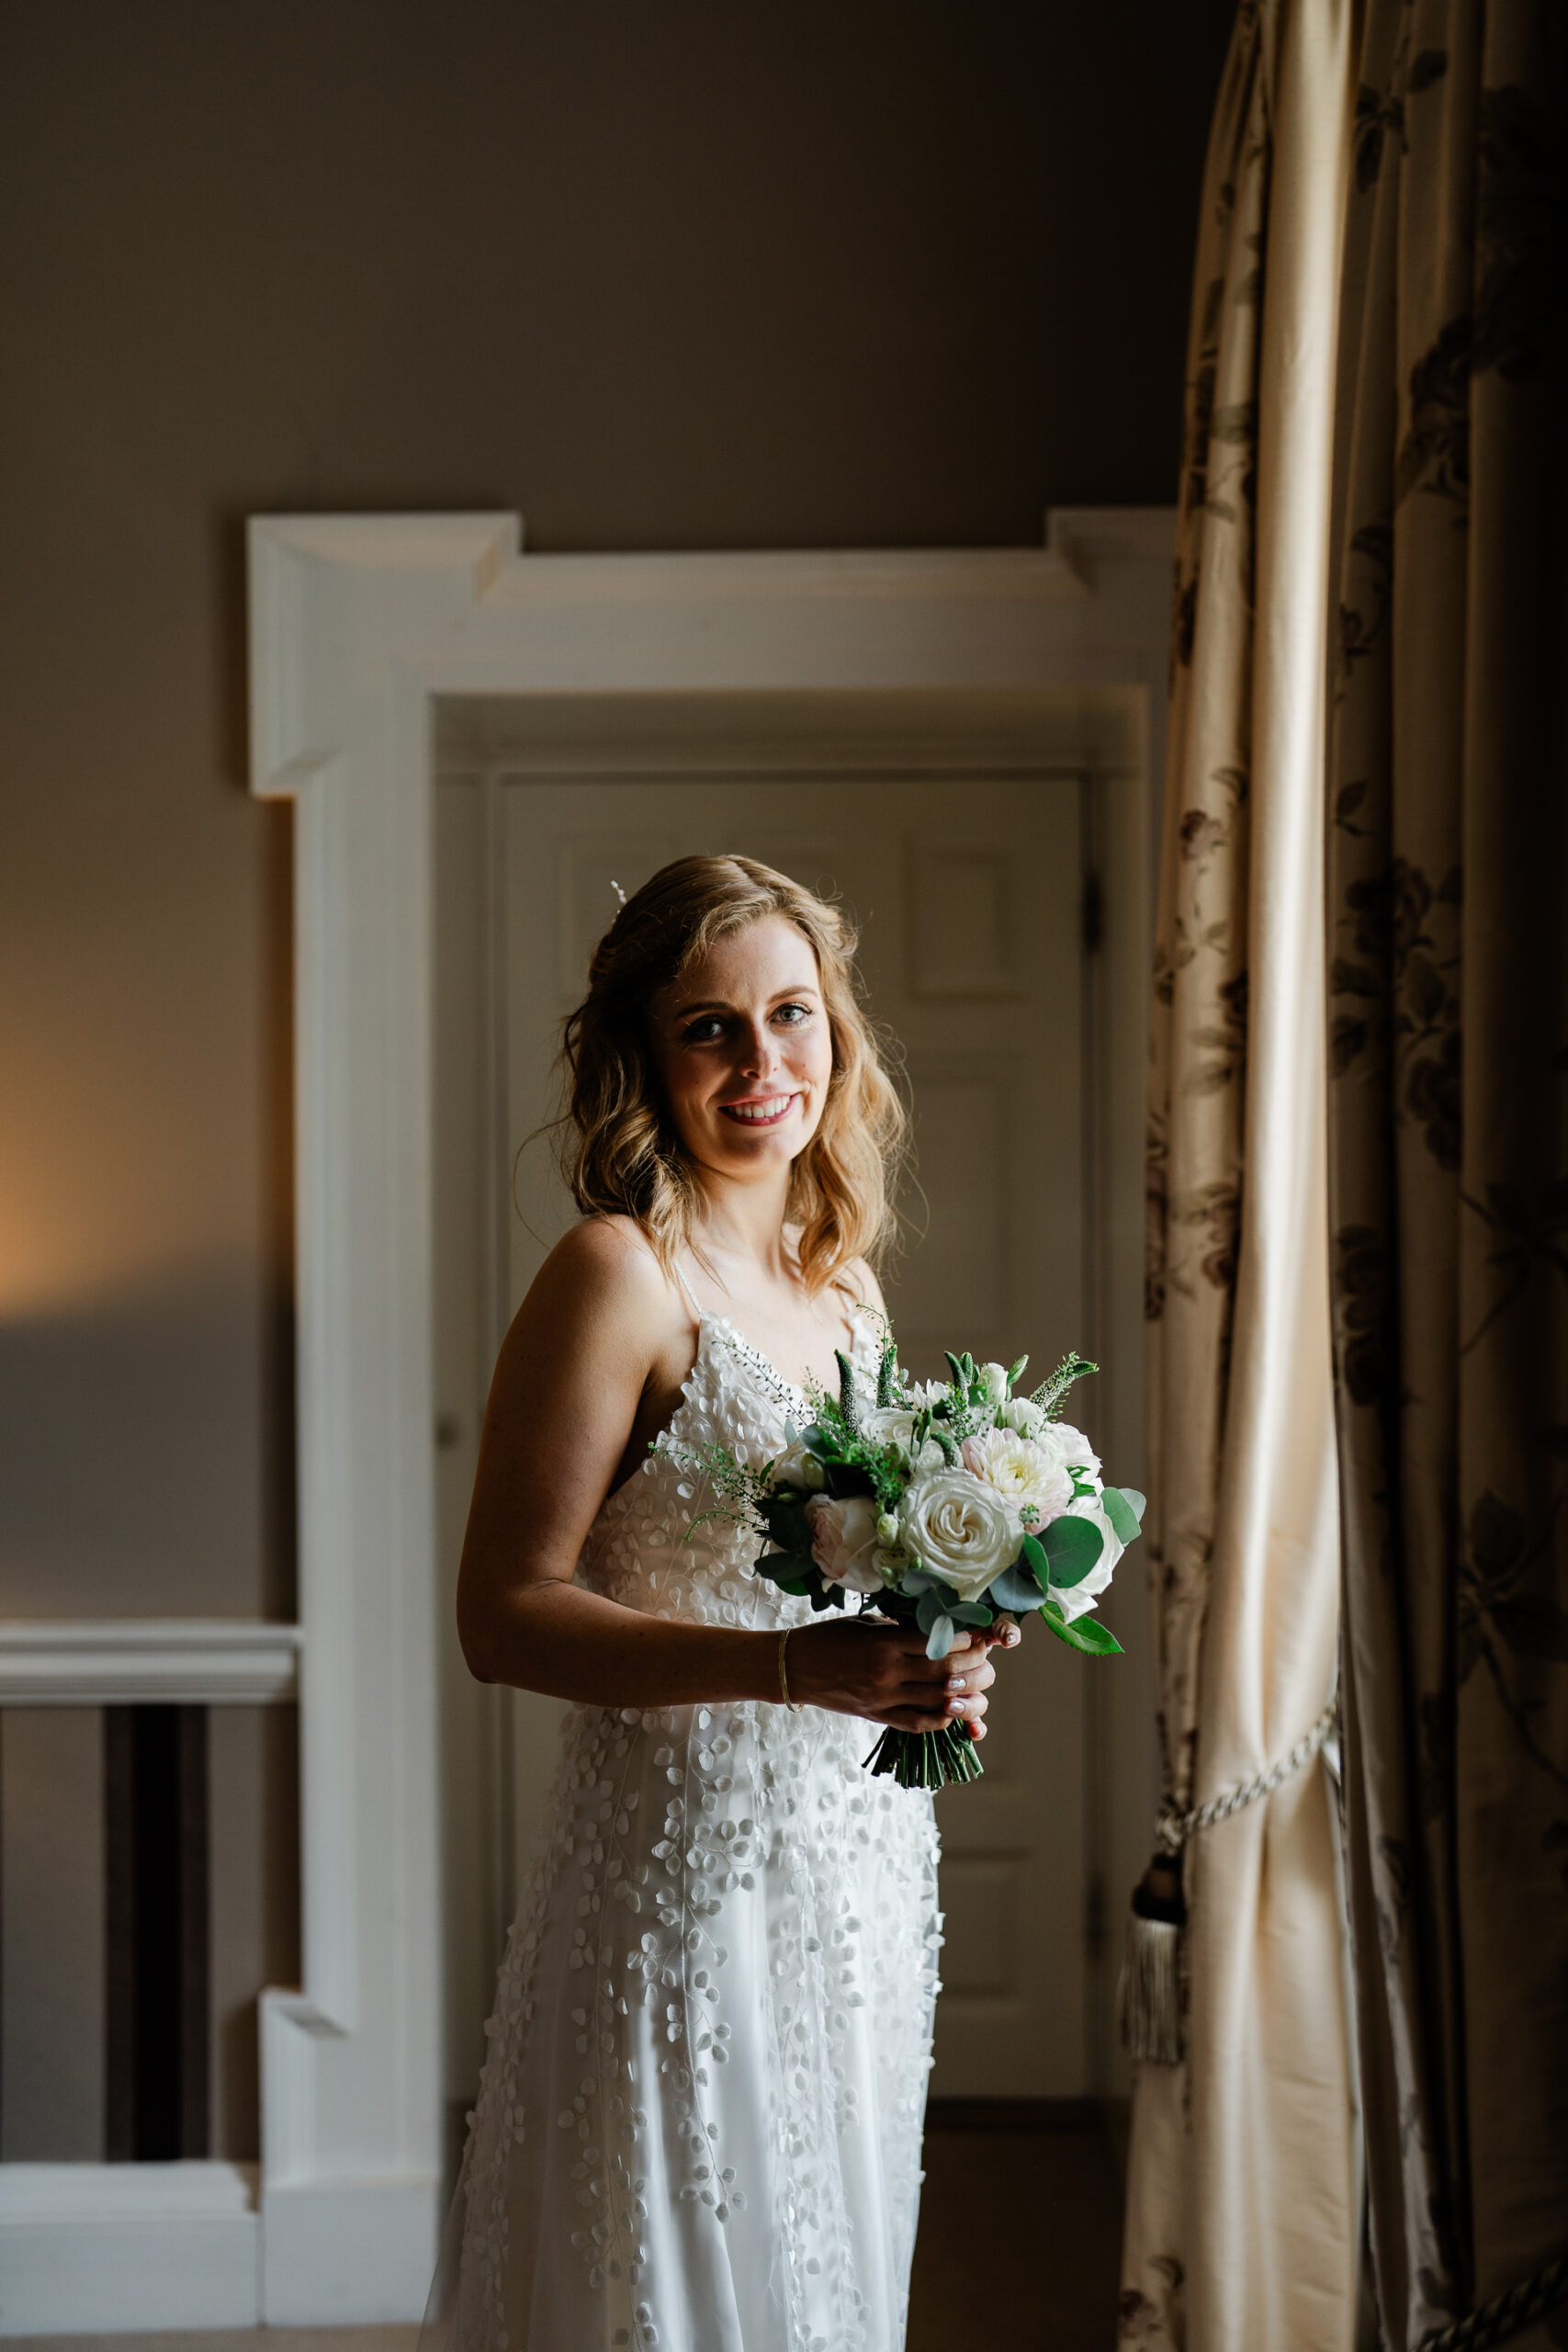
[650,913,834,1185]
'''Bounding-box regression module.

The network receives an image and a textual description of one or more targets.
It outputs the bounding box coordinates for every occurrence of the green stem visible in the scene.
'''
[862,1723,985,1789]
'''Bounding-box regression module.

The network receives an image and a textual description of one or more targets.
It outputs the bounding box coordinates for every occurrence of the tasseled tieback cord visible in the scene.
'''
[1418,2256,1568,2352]
[1116,1689,1339,2066]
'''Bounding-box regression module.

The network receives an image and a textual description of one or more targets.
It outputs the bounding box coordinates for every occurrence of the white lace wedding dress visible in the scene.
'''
[423,1298,942,2352]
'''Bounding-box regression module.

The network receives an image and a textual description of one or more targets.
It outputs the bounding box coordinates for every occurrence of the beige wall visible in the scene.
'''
[0,0,1232,1618]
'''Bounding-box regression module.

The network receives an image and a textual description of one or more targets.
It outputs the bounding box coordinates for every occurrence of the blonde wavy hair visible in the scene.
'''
[559,854,906,1295]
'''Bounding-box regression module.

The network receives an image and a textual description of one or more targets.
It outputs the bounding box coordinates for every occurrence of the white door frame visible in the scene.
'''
[237,512,1168,2324]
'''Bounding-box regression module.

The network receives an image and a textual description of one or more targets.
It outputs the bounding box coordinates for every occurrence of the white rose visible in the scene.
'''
[1054,1421,1102,1477]
[771,1441,825,1493]
[1050,1493,1123,1621]
[901,1470,1021,1604]
[979,1362,1010,1409]
[860,1405,918,1454]
[961,1426,1075,1527]
[806,1494,886,1593]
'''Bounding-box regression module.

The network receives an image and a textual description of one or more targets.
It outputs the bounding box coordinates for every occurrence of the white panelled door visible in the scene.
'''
[493,775,1092,2096]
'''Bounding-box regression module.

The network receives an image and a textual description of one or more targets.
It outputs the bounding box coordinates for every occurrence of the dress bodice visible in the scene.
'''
[577,1303,880,1631]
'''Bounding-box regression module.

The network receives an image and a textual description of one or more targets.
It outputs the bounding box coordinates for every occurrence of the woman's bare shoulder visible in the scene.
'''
[519,1216,675,1338]
[838,1255,889,1319]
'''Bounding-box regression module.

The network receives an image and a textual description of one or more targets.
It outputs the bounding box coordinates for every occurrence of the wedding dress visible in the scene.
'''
[423,1287,942,2352]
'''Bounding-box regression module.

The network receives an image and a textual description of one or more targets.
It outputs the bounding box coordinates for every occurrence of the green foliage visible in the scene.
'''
[1028,1351,1100,1418]
[1039,1603,1123,1656]
[835,1348,863,1434]
[1019,1532,1051,1592]
[791,1384,904,1510]
[987,1563,1045,1612]
[653,1434,772,1546]
[1039,1513,1105,1589]
[1100,1485,1145,1545]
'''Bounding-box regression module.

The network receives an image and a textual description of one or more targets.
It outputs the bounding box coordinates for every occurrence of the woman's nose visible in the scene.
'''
[739,1023,780,1076]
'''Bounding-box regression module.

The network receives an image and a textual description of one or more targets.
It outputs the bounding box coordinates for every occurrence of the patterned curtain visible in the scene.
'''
[1121,3,1359,2346]
[1327,5,1568,2347]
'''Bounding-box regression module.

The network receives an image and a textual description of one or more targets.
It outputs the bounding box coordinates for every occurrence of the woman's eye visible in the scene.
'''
[681,1017,726,1045]
[774,1003,811,1026]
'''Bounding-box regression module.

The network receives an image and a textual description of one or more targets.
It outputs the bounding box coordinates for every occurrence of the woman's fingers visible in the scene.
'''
[878,1701,987,1738]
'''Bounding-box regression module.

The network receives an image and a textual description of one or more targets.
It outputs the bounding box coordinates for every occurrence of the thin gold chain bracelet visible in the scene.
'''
[777,1627,805,1712]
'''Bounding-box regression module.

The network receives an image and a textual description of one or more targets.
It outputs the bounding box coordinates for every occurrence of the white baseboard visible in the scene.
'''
[261,2174,441,2324]
[0,2164,439,2333]
[0,2164,260,2335]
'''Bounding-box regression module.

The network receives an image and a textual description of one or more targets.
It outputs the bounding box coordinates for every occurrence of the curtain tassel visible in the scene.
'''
[1116,1849,1186,2065]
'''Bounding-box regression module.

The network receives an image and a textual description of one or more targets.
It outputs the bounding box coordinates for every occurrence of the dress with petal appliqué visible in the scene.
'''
[423,1307,942,2352]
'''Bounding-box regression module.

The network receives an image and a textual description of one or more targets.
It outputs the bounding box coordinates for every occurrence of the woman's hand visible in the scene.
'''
[785,1616,1016,1738]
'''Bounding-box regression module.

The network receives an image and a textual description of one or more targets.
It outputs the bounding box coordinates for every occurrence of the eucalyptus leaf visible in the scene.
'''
[1121,1488,1146,1521]
[924,1612,958,1661]
[1019,1533,1052,1593]
[1100,1486,1144,1546]
[915,1589,945,1636]
[1040,1513,1105,1589]
[948,1602,992,1627]
[986,1564,1044,1612]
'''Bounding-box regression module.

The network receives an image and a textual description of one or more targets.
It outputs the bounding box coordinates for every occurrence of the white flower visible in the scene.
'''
[1050,1493,1123,1621]
[999,1395,1047,1440]
[860,1405,918,1454]
[901,1470,1021,1604]
[978,1362,1010,1409]
[961,1426,1075,1527]
[770,1441,825,1494]
[1054,1421,1102,1478]
[806,1495,886,1593]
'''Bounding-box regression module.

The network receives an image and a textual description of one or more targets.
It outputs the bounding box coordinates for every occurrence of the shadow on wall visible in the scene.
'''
[0,1256,295,1621]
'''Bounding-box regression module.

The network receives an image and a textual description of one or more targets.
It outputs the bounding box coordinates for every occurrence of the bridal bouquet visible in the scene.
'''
[659,1330,1144,1791]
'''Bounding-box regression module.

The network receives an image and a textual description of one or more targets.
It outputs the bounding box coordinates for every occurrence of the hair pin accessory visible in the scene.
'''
[609,878,628,908]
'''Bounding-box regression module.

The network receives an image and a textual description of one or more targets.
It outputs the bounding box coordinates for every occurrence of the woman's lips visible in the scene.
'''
[717,1092,800,1128]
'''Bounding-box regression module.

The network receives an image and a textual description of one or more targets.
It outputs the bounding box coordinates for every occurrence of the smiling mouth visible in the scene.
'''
[718,1092,800,1127]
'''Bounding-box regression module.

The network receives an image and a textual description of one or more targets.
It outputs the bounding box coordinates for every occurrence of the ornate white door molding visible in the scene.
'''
[234,511,1170,2324]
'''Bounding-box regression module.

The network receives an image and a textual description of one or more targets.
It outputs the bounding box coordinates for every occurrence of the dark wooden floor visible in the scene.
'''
[908,2101,1126,2352]
[15,2107,1127,2352]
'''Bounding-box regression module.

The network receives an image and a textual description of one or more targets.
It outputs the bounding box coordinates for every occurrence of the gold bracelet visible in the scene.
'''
[777,1627,805,1712]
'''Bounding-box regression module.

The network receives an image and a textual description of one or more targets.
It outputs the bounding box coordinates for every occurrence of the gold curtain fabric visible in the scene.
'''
[1122,4,1359,2345]
[1327,5,1568,2346]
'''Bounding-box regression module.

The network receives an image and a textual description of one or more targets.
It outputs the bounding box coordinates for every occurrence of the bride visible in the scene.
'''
[428,854,1011,2352]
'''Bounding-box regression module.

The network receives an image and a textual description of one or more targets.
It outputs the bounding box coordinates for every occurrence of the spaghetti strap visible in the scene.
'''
[672,1259,705,1322]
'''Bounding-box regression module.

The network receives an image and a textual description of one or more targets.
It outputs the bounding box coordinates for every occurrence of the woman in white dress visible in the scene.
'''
[426,855,1011,2352]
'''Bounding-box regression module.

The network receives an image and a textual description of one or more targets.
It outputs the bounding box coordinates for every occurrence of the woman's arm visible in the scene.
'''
[456,1223,1001,1730]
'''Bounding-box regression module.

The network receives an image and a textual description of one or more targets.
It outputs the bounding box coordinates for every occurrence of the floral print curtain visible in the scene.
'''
[1327,4,1568,2346]
[1122,2,1359,2345]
